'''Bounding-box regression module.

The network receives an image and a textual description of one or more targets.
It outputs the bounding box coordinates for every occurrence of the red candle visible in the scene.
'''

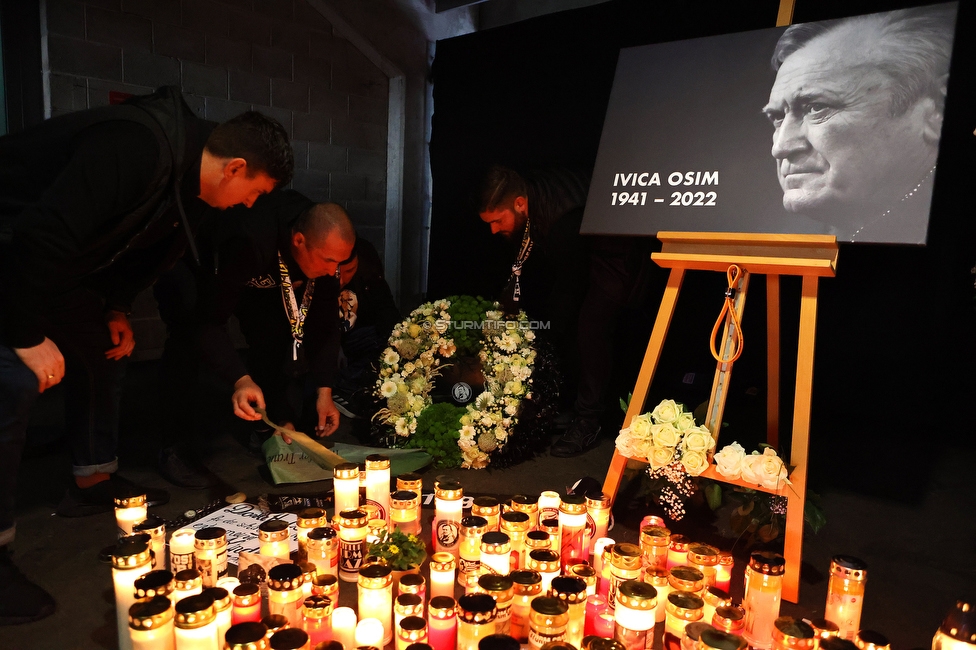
[232,583,262,625]
[427,596,457,650]
[596,612,616,638]
[585,594,608,637]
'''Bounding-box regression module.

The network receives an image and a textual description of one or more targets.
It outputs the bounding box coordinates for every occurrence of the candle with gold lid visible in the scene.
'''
[306,527,338,578]
[459,516,488,589]
[174,592,218,650]
[854,630,890,650]
[607,543,642,613]
[550,576,588,648]
[366,519,388,547]
[397,616,428,650]
[932,600,976,650]
[669,566,705,596]
[334,463,361,515]
[613,580,657,650]
[478,634,520,650]
[169,528,196,575]
[268,564,306,628]
[263,614,290,637]
[825,555,868,641]
[194,527,228,588]
[511,494,541,530]
[742,552,785,650]
[202,586,232,644]
[396,593,424,627]
[427,596,458,650]
[511,570,543,643]
[663,591,704,650]
[526,530,551,554]
[639,526,670,574]
[698,627,747,650]
[528,596,569,650]
[687,544,720,588]
[581,638,626,650]
[772,617,816,650]
[804,617,840,640]
[338,510,369,582]
[128,595,175,650]
[258,520,291,561]
[134,570,174,602]
[644,569,669,624]
[310,574,339,602]
[434,480,464,558]
[713,605,745,635]
[358,563,394,645]
[594,539,614,596]
[302,595,333,646]
[269,627,310,650]
[558,494,588,571]
[225,621,270,650]
[481,531,512,577]
[296,508,326,562]
[527,549,560,593]
[584,492,611,557]
[500,511,531,571]
[457,593,498,650]
[538,491,561,524]
[396,472,422,493]
[820,639,859,650]
[399,572,427,600]
[430,552,457,599]
[715,552,733,593]
[667,535,690,570]
[471,497,500,532]
[570,563,598,596]
[114,538,154,650]
[232,583,262,625]
[701,586,731,627]
[391,490,421,536]
[475,574,514,636]
[173,569,203,601]
[115,491,148,538]
[584,594,608,638]
[365,455,392,525]
[297,562,317,599]
[133,516,166,570]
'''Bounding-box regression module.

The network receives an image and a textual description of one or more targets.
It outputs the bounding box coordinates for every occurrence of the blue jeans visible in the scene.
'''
[0,289,126,542]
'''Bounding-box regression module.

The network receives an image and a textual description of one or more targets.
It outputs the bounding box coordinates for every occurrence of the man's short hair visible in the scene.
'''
[771,4,957,117]
[478,165,527,212]
[205,111,294,187]
[293,202,356,248]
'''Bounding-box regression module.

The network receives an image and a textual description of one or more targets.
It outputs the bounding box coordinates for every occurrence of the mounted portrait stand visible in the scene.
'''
[601,232,838,603]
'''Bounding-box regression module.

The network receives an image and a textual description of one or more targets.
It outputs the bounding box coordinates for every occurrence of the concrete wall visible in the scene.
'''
[41,0,391,359]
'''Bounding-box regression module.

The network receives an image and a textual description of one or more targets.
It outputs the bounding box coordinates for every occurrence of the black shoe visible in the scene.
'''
[0,546,56,625]
[157,447,216,490]
[550,417,602,458]
[333,394,359,419]
[553,409,577,431]
[56,475,170,518]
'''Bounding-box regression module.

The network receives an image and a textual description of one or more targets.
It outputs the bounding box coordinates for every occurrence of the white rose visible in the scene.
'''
[651,423,680,448]
[629,415,653,440]
[650,399,681,424]
[649,445,675,468]
[681,427,716,453]
[616,432,639,458]
[681,450,708,476]
[675,411,697,431]
[758,448,790,489]
[713,442,746,478]
[739,453,764,485]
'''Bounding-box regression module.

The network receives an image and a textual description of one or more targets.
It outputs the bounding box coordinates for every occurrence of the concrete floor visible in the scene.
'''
[1,360,974,650]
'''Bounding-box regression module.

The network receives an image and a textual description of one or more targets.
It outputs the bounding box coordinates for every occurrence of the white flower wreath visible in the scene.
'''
[374,301,537,469]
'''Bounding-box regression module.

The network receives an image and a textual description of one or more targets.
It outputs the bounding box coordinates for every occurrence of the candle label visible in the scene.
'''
[540,507,559,522]
[366,498,387,522]
[607,577,620,613]
[171,551,193,573]
[561,525,585,565]
[495,605,511,634]
[434,519,459,550]
[511,608,530,643]
[614,623,653,650]
[340,539,363,573]
[825,592,862,637]
[529,628,565,649]
[459,557,480,575]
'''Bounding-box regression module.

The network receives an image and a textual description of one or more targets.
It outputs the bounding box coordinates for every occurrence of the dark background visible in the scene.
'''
[428,0,976,499]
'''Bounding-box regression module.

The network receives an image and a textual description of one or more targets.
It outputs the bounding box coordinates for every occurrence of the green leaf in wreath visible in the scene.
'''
[705,483,723,511]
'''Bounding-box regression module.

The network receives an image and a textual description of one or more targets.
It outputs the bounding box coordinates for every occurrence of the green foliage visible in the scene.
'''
[366,530,427,571]
[704,481,724,511]
[804,490,827,533]
[619,393,633,413]
[446,295,494,357]
[406,401,466,468]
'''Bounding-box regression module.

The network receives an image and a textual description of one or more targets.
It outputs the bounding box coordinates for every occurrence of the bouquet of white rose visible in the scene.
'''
[713,442,791,490]
[616,399,716,520]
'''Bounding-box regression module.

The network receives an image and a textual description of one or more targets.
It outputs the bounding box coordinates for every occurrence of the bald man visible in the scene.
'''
[196,190,355,438]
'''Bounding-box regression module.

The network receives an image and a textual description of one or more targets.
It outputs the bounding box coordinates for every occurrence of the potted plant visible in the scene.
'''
[366,529,427,587]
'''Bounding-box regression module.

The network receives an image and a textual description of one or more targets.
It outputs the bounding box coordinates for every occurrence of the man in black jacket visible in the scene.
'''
[0,87,292,623]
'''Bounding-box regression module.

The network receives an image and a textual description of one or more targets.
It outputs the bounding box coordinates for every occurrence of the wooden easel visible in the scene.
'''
[601,232,837,603]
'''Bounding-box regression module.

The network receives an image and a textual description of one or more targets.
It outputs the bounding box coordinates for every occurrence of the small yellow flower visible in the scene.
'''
[389,545,400,554]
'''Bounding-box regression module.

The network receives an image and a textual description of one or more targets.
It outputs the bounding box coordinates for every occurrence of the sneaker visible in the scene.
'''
[550,417,602,458]
[553,409,577,431]
[157,447,216,490]
[0,546,56,625]
[56,475,170,518]
[333,394,359,419]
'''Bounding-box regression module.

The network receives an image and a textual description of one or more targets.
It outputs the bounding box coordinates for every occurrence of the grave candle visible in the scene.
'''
[500,511,531,571]
[457,593,497,650]
[716,552,733,593]
[538,491,561,524]
[262,614,289,637]
[511,494,540,530]
[232,583,262,625]
[593,539,614,596]
[224,622,269,650]
[643,570,670,624]
[931,600,976,650]
[333,463,361,515]
[396,472,422,494]
[299,563,317,599]
[355,618,385,648]
[358,564,394,645]
[114,539,154,650]
[433,480,464,558]
[595,612,616,639]
[540,519,560,555]
[527,549,560,594]
[699,627,748,650]
[430,552,457,599]
[667,535,690,570]
[331,607,357,649]
[427,596,458,650]
[398,573,427,601]
[510,570,543,643]
[480,532,511,577]
[134,517,167,570]
[258,520,291,561]
[169,529,196,575]
[397,616,428,650]
[824,555,868,641]
[528,597,568,649]
[365,455,391,524]
[129,596,175,650]
[702,586,731,628]
[310,574,339,602]
[663,591,704,650]
[173,570,203,601]
[526,530,551,555]
[804,618,840,640]
[134,570,175,603]
[550,576,588,648]
[712,606,745,635]
[558,494,587,571]
[471,497,500,532]
[115,492,148,538]
[194,528,228,588]
[269,628,310,650]
[396,593,425,627]
[570,563,598,597]
[585,492,611,557]
[268,564,306,628]
[613,580,657,650]
[202,587,232,645]
[306,527,338,578]
[475,574,514,636]
[639,526,670,574]
[391,490,421,536]
[458,516,488,590]
[773,617,816,650]
[296,508,326,562]
[607,544,642,613]
[668,566,705,596]
[337,510,369,582]
[584,594,608,638]
[742,552,785,650]
[216,577,240,593]
[640,515,666,530]
[302,595,333,647]
[687,544,720,589]
[174,593,218,650]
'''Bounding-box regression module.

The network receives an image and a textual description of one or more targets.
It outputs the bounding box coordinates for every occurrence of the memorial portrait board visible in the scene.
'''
[581,3,958,244]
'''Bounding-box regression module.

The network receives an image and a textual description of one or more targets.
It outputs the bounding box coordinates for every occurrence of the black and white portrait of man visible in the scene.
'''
[763,5,956,242]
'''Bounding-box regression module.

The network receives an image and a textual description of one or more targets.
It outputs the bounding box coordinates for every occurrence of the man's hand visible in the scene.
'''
[315,387,340,437]
[232,375,266,421]
[14,338,65,393]
[105,310,135,360]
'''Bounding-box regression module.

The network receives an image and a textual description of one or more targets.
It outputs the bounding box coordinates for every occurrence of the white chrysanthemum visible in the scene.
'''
[380,380,398,398]
[383,349,400,365]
